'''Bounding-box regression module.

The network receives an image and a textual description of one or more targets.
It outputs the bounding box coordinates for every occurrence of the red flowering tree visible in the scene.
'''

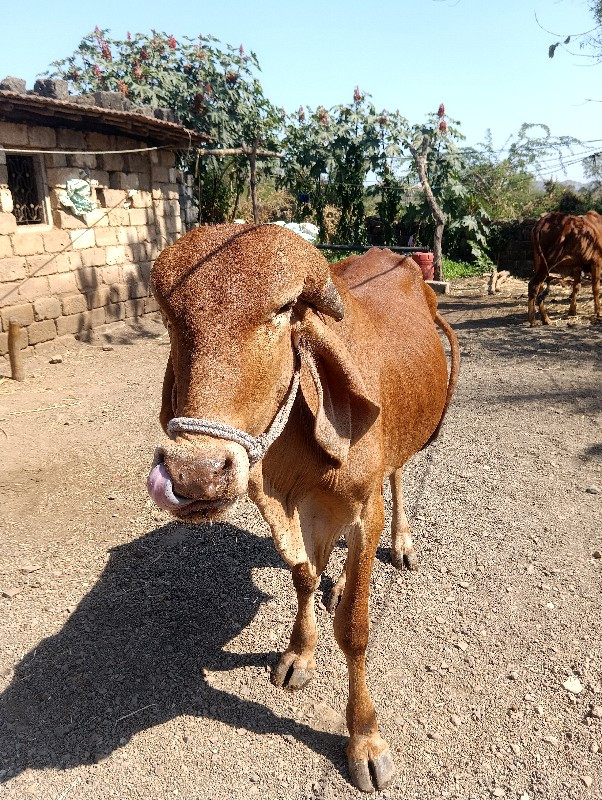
[47,29,282,221]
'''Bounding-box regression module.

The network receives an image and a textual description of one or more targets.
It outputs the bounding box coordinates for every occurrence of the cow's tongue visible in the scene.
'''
[146,462,195,510]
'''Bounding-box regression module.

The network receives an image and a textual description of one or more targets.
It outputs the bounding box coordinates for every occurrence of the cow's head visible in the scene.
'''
[146,224,376,522]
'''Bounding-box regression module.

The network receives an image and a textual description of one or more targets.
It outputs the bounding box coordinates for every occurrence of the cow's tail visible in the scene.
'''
[422,311,460,449]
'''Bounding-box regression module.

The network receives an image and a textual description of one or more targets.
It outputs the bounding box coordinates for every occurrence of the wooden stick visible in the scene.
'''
[8,319,24,382]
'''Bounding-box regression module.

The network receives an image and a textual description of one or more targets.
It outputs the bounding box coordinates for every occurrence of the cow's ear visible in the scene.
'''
[296,314,380,465]
[160,354,176,434]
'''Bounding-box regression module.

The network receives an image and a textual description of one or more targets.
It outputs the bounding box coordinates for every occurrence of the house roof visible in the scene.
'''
[0,90,208,148]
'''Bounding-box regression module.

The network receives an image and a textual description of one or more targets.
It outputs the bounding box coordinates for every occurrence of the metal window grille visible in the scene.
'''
[7,155,45,225]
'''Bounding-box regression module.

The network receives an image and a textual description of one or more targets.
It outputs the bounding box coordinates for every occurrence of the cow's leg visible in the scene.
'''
[390,468,418,570]
[593,267,601,320]
[334,492,395,793]
[569,268,581,316]
[272,561,319,690]
[528,275,550,325]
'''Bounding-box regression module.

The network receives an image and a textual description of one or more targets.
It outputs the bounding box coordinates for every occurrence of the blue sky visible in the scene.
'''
[2,0,600,181]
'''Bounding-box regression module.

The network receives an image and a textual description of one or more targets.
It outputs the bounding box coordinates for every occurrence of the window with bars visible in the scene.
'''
[7,154,46,225]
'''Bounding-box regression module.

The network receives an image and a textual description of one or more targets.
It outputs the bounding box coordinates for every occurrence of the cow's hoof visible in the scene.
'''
[271,653,315,691]
[348,750,395,793]
[391,549,418,571]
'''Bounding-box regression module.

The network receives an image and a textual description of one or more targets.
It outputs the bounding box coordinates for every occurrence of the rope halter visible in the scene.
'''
[166,351,301,466]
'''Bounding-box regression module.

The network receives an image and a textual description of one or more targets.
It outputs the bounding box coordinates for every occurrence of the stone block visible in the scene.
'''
[86,131,115,151]
[27,126,57,148]
[91,170,110,188]
[56,129,86,150]
[109,172,139,191]
[152,166,170,183]
[1,302,34,328]
[145,295,160,313]
[67,152,97,170]
[53,209,86,230]
[0,237,12,258]
[27,319,57,345]
[105,245,126,265]
[42,228,71,253]
[48,272,78,295]
[97,188,127,208]
[129,280,149,299]
[128,208,148,227]
[34,78,69,99]
[139,262,152,283]
[44,152,67,168]
[79,248,107,269]
[131,190,152,209]
[86,286,111,309]
[94,227,119,247]
[0,256,26,282]
[0,76,26,93]
[109,283,129,302]
[121,263,141,283]
[75,266,102,290]
[101,265,122,285]
[83,209,109,228]
[18,276,50,302]
[137,226,154,244]
[160,150,177,168]
[105,302,125,322]
[0,188,13,214]
[25,254,59,277]
[0,327,28,355]
[0,122,28,147]
[124,298,145,318]
[56,307,105,336]
[0,283,19,307]
[0,213,17,235]
[107,208,130,226]
[61,294,87,315]
[52,251,82,273]
[46,167,81,187]
[166,216,182,235]
[98,153,124,172]
[13,233,44,256]
[33,296,61,320]
[152,189,162,200]
[70,229,96,249]
[116,226,139,245]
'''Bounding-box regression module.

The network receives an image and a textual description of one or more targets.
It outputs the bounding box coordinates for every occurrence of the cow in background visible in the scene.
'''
[528,210,602,325]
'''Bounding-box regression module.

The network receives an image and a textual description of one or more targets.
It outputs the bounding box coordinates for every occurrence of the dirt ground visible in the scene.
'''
[0,275,601,800]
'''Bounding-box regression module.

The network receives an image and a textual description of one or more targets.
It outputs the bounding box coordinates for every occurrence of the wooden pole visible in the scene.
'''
[8,319,25,382]
[249,140,259,224]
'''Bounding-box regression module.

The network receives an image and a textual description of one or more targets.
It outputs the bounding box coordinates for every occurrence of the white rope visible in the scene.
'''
[2,145,171,156]
[166,353,301,465]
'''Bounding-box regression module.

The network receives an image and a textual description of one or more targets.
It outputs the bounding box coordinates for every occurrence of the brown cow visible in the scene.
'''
[146,224,459,792]
[529,210,602,325]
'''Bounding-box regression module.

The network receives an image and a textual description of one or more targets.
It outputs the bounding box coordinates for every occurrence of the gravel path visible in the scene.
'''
[0,279,601,800]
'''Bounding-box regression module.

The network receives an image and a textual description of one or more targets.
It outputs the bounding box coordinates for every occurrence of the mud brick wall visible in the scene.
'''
[0,122,196,358]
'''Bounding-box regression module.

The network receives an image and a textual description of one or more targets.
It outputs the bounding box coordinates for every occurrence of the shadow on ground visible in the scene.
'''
[0,523,346,781]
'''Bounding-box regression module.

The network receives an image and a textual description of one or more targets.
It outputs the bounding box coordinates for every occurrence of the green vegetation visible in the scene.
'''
[48,28,602,274]
[442,256,490,280]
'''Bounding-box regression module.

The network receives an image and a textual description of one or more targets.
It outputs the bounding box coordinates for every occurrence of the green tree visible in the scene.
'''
[47,29,282,221]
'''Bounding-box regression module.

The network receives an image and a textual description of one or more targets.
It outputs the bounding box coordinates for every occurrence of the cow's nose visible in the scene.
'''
[163,454,233,500]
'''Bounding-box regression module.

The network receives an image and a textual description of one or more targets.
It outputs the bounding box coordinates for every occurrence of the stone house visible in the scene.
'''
[0,79,206,358]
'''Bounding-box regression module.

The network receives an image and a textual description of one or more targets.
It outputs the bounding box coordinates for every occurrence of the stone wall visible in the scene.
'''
[490,219,537,279]
[0,121,195,358]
